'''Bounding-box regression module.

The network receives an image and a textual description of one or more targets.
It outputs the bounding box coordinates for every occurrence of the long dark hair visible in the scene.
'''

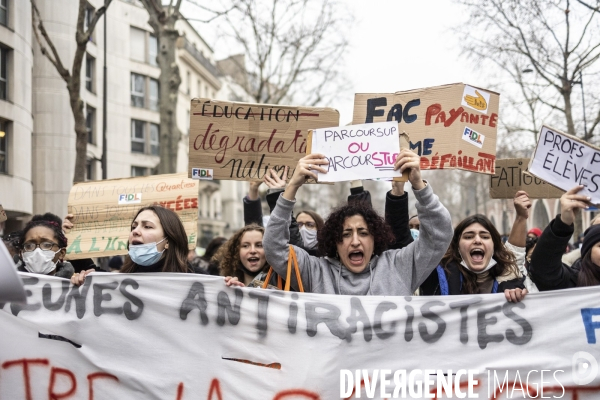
[577,251,600,287]
[441,214,517,294]
[121,205,190,273]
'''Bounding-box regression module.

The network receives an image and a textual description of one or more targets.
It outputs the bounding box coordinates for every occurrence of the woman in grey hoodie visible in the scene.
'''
[263,149,453,296]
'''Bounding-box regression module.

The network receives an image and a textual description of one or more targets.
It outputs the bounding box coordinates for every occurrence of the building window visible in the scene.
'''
[85,55,95,92]
[0,47,7,100]
[186,71,191,95]
[150,123,159,155]
[131,73,145,107]
[149,34,158,66]
[0,122,6,174]
[149,78,159,111]
[0,0,8,27]
[85,158,94,180]
[86,106,95,144]
[84,3,95,41]
[131,166,147,177]
[131,119,146,153]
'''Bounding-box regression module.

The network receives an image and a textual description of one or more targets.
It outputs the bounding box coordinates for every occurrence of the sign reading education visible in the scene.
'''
[352,83,499,174]
[529,125,600,204]
[2,274,600,399]
[310,121,404,182]
[189,98,340,181]
[490,158,565,199]
[65,173,198,260]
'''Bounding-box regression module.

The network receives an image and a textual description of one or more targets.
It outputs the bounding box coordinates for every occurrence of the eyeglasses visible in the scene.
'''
[298,222,317,230]
[22,242,59,252]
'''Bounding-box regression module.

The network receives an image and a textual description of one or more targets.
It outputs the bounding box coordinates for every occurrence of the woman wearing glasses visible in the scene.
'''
[17,213,74,279]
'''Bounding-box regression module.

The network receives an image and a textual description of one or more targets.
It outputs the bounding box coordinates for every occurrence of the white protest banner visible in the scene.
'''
[65,173,198,260]
[2,273,600,399]
[353,83,499,175]
[529,125,600,205]
[310,121,403,183]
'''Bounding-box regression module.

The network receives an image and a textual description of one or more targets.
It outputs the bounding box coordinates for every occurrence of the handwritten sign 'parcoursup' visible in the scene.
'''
[310,121,404,182]
[528,125,600,204]
[65,173,198,260]
[352,83,499,175]
[188,99,339,181]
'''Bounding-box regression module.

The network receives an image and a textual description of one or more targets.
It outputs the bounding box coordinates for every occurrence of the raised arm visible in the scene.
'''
[507,190,531,248]
[529,185,592,290]
[385,180,413,250]
[243,181,263,226]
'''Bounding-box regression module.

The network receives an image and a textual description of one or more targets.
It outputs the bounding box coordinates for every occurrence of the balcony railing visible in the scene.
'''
[183,38,220,79]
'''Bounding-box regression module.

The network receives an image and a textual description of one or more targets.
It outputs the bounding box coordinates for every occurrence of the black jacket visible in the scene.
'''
[529,214,579,291]
[420,261,525,296]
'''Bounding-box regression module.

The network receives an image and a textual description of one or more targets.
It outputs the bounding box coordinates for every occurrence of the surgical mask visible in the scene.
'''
[299,226,318,249]
[459,252,497,274]
[129,238,167,266]
[410,229,420,240]
[22,248,60,275]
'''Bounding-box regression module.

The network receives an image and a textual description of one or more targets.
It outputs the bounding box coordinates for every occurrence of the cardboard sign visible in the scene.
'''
[65,173,198,260]
[310,121,405,182]
[0,204,6,223]
[188,99,340,181]
[529,125,600,204]
[352,83,499,174]
[490,158,565,199]
[3,274,600,398]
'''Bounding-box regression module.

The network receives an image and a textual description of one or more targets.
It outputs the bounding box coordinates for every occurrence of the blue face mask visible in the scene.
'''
[410,229,420,240]
[129,238,167,266]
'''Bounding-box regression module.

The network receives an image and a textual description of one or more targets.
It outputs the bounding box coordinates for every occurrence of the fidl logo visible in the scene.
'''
[462,127,485,149]
[118,193,142,205]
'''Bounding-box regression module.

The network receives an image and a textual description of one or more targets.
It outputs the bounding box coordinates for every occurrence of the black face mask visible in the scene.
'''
[238,262,263,278]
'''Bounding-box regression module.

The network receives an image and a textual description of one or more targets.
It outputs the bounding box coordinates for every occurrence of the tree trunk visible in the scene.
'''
[157,27,181,174]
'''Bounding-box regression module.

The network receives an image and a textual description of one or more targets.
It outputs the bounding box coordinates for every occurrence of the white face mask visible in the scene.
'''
[299,226,318,249]
[459,253,497,274]
[22,248,60,275]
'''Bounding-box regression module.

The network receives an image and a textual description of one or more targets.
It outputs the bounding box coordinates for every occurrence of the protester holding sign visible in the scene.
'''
[419,205,528,301]
[71,205,197,285]
[17,213,74,279]
[530,185,600,290]
[263,149,453,295]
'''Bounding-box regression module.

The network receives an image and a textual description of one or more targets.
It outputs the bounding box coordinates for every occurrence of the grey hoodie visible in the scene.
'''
[263,183,453,296]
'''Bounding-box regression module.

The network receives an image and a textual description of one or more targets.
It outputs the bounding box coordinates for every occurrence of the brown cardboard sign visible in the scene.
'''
[65,173,198,260]
[352,83,499,174]
[489,158,564,199]
[0,204,6,223]
[188,99,340,181]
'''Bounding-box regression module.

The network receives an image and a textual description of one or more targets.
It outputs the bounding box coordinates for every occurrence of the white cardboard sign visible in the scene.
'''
[310,121,402,182]
[529,125,600,204]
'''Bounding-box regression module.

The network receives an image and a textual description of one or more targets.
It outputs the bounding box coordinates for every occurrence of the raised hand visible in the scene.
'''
[393,149,424,190]
[560,185,592,226]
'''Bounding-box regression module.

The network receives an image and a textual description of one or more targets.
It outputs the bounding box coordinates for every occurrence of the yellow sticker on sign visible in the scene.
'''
[462,86,490,114]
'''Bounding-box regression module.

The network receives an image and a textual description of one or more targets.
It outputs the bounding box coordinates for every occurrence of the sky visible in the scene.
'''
[189,0,479,123]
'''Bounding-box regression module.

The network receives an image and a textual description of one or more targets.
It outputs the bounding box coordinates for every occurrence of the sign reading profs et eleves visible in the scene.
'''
[188,98,339,181]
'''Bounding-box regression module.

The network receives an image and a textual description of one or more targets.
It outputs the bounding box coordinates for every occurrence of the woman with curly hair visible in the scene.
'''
[215,224,269,287]
[263,149,453,295]
[419,191,530,302]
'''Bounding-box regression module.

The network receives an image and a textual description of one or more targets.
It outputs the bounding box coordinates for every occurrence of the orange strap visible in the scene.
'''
[261,245,304,292]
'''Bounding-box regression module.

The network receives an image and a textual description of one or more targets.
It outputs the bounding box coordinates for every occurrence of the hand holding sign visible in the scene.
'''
[283,154,328,201]
[393,149,425,190]
[560,185,592,226]
[264,167,288,190]
[463,90,487,111]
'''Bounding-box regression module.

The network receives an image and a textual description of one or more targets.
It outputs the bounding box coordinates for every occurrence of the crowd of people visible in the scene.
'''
[2,149,599,304]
